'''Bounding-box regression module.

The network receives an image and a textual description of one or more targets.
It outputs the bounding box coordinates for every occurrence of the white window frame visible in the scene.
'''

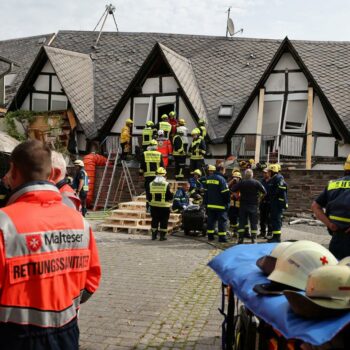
[282,93,308,134]
[263,94,284,137]
[155,95,176,123]
[133,96,153,129]
[50,94,68,111]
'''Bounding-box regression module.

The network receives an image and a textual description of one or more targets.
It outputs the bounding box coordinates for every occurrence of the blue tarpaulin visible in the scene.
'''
[208,243,350,346]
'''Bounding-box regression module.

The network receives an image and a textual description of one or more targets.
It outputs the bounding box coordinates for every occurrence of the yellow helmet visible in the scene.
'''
[161,114,168,120]
[126,118,133,124]
[169,111,176,117]
[344,155,350,171]
[232,170,242,178]
[193,169,202,176]
[208,165,216,172]
[150,139,158,146]
[191,128,200,135]
[156,167,167,176]
[179,118,186,125]
[146,120,154,127]
[268,164,280,173]
[249,159,255,164]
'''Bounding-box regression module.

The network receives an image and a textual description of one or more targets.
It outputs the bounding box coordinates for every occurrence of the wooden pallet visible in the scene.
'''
[110,209,181,220]
[99,223,180,234]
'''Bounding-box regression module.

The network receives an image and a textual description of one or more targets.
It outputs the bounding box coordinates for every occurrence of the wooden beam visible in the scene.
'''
[254,88,265,164]
[306,86,314,169]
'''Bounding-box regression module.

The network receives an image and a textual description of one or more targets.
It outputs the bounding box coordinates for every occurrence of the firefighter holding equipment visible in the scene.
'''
[142,120,156,152]
[139,139,163,211]
[312,155,350,259]
[0,140,101,349]
[205,164,230,243]
[173,127,187,180]
[73,159,89,217]
[189,128,206,172]
[148,167,174,241]
[158,114,172,140]
[120,118,133,160]
[267,164,288,243]
[157,130,173,168]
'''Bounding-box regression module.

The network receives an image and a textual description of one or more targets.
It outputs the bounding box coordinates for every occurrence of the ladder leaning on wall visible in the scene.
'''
[93,138,137,211]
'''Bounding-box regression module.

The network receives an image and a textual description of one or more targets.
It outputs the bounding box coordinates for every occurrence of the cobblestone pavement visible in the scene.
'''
[79,222,330,350]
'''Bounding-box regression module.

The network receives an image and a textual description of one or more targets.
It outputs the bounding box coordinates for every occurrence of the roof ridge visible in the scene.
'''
[0,33,55,43]
[158,43,190,62]
[44,46,91,60]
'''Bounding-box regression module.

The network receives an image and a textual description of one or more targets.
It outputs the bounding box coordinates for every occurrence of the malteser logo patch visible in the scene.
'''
[26,234,43,252]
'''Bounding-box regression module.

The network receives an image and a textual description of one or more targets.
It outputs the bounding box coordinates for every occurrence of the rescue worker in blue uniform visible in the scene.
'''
[73,160,89,216]
[189,128,206,172]
[173,127,187,180]
[148,167,174,241]
[312,155,350,259]
[139,140,163,212]
[172,182,190,213]
[267,164,288,242]
[204,164,230,243]
[142,120,157,152]
[258,168,271,238]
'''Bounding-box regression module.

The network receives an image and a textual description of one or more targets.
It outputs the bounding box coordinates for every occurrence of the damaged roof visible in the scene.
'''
[0,34,55,106]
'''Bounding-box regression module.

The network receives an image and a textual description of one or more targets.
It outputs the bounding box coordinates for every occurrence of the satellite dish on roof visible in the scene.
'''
[227,18,235,36]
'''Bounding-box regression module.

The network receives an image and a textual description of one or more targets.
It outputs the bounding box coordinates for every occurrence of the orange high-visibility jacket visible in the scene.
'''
[57,180,82,212]
[157,138,173,167]
[0,182,101,328]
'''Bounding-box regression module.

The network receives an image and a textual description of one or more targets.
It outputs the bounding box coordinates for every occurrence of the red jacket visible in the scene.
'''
[169,118,178,136]
[0,182,101,328]
[157,138,173,167]
[58,181,82,212]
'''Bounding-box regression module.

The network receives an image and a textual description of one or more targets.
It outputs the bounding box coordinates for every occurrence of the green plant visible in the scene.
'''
[4,110,37,141]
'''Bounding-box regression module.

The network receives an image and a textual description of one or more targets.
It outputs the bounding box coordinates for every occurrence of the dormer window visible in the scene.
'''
[218,104,234,118]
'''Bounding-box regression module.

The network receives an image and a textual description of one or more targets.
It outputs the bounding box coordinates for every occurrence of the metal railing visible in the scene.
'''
[231,134,306,161]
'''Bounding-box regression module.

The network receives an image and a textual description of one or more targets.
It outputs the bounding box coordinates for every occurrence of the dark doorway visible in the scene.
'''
[158,103,175,122]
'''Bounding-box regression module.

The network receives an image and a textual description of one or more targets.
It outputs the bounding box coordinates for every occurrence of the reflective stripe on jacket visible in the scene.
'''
[149,181,172,208]
[159,122,172,139]
[142,127,154,146]
[205,172,230,211]
[0,182,101,328]
[189,138,206,160]
[173,134,185,156]
[142,150,162,177]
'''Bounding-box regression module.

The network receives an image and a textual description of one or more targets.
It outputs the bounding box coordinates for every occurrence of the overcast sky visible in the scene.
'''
[1,0,350,41]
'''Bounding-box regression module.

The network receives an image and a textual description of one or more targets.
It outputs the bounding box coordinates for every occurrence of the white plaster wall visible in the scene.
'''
[34,75,50,91]
[162,76,178,93]
[338,143,350,158]
[313,96,332,134]
[274,52,299,70]
[110,100,131,133]
[22,96,30,110]
[142,77,159,94]
[289,72,308,91]
[179,97,197,132]
[208,144,227,156]
[41,61,55,73]
[314,137,335,157]
[265,73,284,91]
[235,97,258,134]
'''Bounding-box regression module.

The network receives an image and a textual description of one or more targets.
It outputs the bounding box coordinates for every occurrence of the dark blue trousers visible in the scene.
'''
[207,209,227,237]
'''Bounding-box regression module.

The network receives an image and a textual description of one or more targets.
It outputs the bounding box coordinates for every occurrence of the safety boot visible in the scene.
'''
[218,235,227,243]
[208,234,215,241]
[257,231,266,238]
[267,234,281,243]
[159,232,167,241]
[151,230,158,240]
[251,234,256,244]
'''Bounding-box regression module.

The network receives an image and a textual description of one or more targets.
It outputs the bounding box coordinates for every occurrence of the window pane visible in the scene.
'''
[219,106,233,116]
[262,100,282,136]
[284,100,307,132]
[51,99,67,111]
[32,97,48,111]
[34,75,50,91]
[51,76,63,92]
[134,103,149,127]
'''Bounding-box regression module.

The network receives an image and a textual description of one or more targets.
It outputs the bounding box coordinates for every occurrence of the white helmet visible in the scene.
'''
[158,129,164,137]
[256,242,293,275]
[284,265,350,318]
[268,240,338,290]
